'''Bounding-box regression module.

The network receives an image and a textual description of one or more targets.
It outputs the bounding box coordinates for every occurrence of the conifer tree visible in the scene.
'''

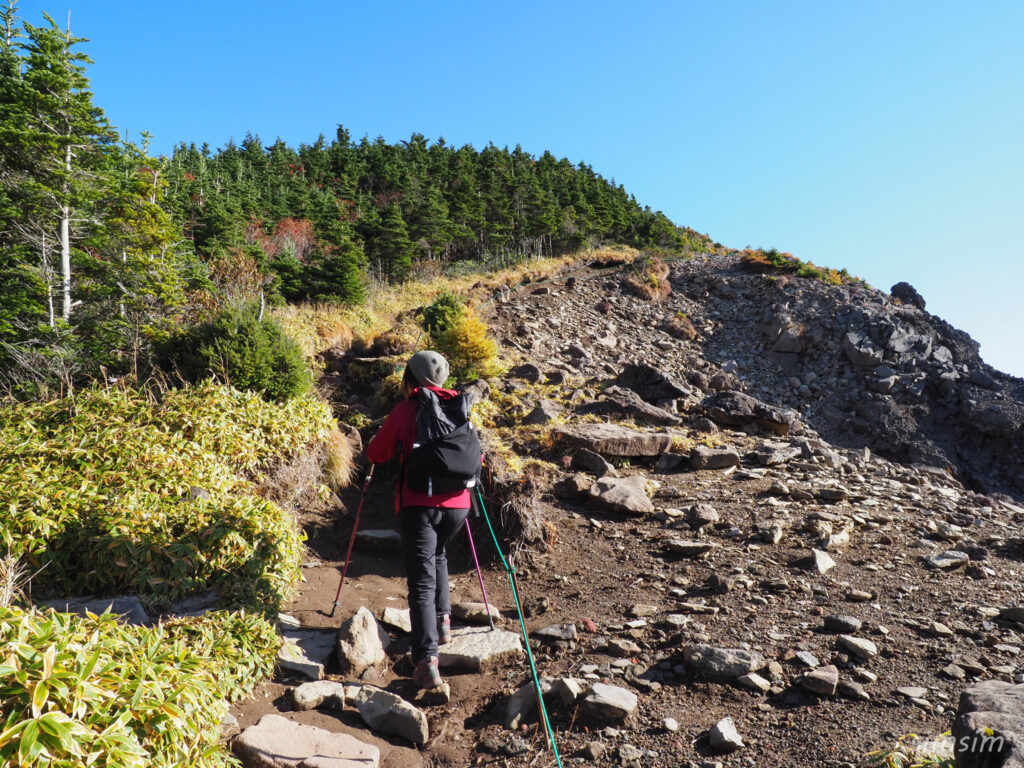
[11,11,116,321]
[374,203,414,283]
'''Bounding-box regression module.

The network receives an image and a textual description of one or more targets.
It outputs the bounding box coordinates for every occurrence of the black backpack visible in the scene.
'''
[405,388,481,496]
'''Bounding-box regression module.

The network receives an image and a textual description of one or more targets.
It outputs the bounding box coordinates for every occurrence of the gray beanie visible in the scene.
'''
[406,350,450,387]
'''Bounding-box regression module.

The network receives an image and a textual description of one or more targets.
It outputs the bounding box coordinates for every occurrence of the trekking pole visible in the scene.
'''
[463,511,495,630]
[329,464,375,619]
[474,486,564,768]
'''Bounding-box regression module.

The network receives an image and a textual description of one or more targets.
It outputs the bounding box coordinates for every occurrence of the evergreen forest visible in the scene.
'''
[0,4,711,395]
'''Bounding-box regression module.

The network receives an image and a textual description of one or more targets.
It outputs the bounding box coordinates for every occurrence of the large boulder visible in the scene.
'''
[556,424,674,457]
[702,391,793,436]
[337,606,390,676]
[953,681,1024,768]
[891,281,926,310]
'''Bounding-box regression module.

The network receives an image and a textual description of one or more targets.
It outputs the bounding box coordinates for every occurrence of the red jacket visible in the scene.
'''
[366,386,472,512]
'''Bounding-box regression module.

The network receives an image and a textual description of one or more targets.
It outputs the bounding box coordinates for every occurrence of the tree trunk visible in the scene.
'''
[119,249,127,317]
[43,233,55,328]
[60,143,72,320]
[60,203,71,320]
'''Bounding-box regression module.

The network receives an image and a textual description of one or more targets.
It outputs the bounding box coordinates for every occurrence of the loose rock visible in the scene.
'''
[685,645,766,681]
[337,607,390,676]
[579,682,639,723]
[709,717,744,753]
[292,680,347,711]
[354,686,430,745]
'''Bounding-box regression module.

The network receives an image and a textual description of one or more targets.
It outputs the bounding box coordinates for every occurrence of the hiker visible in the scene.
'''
[366,350,478,689]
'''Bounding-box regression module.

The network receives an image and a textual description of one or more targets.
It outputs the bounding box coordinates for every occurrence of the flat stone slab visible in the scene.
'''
[355,529,402,551]
[438,626,522,671]
[232,713,379,768]
[897,686,929,699]
[824,615,863,634]
[579,385,683,426]
[1001,606,1024,623]
[169,589,222,617]
[556,423,674,457]
[278,629,338,680]
[534,623,578,641]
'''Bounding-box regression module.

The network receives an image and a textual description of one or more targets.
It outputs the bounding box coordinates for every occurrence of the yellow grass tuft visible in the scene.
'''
[0,553,29,608]
[324,428,357,490]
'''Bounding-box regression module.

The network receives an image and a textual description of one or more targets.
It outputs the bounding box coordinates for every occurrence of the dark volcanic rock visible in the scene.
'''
[702,390,793,436]
[615,363,690,402]
[891,281,926,310]
[578,385,683,426]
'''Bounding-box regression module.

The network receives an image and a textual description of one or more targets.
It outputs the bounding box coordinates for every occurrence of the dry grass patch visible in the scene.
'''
[624,256,672,301]
[0,553,29,608]
[271,303,353,359]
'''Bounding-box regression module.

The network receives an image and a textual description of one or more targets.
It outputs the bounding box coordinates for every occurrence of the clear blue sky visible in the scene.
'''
[16,0,1024,376]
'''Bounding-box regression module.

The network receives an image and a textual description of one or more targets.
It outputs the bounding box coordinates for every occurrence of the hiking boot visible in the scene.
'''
[412,656,443,689]
[438,613,452,645]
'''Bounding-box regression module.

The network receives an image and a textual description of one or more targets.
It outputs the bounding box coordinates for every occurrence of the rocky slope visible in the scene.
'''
[493,253,1024,499]
[223,253,1024,768]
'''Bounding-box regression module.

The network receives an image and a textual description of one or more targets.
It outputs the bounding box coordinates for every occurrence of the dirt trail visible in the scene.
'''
[229,257,1024,768]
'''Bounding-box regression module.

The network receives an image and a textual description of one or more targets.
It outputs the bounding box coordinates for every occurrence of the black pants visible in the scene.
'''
[399,505,471,664]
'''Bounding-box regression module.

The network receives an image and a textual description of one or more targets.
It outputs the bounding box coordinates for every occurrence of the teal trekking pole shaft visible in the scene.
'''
[475,487,563,768]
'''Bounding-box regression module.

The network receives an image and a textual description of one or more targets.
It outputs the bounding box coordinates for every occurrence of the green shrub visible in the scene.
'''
[0,606,277,766]
[160,306,311,403]
[0,383,335,610]
[420,290,464,336]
